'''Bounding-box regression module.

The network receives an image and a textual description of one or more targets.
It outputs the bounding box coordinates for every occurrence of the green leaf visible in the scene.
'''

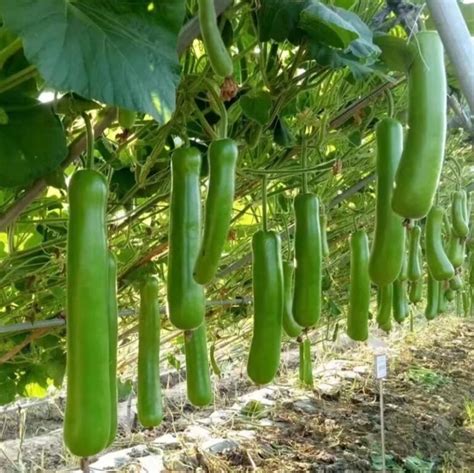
[299,2,360,49]
[0,377,16,405]
[404,456,434,472]
[374,34,413,72]
[240,91,273,126]
[273,116,294,147]
[336,8,380,60]
[44,169,67,190]
[0,0,186,123]
[0,363,15,379]
[118,378,133,401]
[0,95,67,188]
[370,452,403,471]
[257,0,309,43]
[46,353,66,387]
[17,364,49,396]
[310,44,382,81]
[167,352,181,371]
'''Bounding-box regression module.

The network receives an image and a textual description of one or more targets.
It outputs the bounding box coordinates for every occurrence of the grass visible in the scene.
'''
[406,366,451,391]
[463,398,474,427]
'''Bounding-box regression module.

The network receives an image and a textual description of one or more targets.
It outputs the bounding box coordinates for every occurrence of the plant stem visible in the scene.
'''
[262,175,268,232]
[81,112,94,170]
[302,137,308,193]
[0,38,23,68]
[385,88,394,118]
[205,78,228,138]
[0,65,37,94]
[193,104,218,139]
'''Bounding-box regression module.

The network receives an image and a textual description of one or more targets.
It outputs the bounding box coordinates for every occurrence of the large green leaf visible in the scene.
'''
[300,2,360,49]
[300,2,379,60]
[374,34,413,72]
[335,7,380,60]
[0,95,67,188]
[0,377,16,405]
[240,92,273,126]
[257,0,309,43]
[0,0,186,123]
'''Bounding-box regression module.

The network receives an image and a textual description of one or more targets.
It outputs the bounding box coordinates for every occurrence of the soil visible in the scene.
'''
[1,314,473,472]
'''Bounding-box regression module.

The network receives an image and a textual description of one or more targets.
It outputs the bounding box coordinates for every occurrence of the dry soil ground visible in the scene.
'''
[1,314,473,472]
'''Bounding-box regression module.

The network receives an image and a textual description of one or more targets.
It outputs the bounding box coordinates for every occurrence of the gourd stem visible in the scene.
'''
[82,112,94,170]
[262,175,268,232]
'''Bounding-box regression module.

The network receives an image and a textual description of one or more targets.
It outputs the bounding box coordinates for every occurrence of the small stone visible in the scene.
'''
[202,438,239,454]
[86,445,148,470]
[317,376,341,397]
[292,398,318,414]
[339,370,361,380]
[238,387,276,405]
[208,409,234,425]
[182,425,212,442]
[152,433,180,449]
[229,429,256,440]
[137,454,165,471]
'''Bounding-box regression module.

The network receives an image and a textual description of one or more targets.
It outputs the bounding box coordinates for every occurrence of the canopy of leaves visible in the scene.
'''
[0,0,472,402]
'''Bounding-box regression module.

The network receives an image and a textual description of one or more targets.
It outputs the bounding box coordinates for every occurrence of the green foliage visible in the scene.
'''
[0,95,67,187]
[1,0,186,122]
[258,0,381,78]
[240,400,267,418]
[0,0,471,407]
[257,0,307,43]
[0,377,16,405]
[407,366,451,391]
[240,91,273,126]
[118,378,133,401]
[300,3,363,49]
[374,34,413,72]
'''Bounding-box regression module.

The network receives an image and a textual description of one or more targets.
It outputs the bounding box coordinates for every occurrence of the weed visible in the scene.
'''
[406,366,450,391]
[463,398,474,427]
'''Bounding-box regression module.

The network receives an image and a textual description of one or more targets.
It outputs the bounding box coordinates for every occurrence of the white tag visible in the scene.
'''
[374,354,387,379]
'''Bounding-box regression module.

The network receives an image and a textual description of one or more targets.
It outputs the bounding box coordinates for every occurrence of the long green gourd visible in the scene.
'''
[451,190,469,238]
[247,231,284,384]
[197,0,233,77]
[282,261,302,338]
[447,230,465,268]
[184,323,213,407]
[369,118,405,286]
[425,206,455,281]
[194,139,238,284]
[407,225,422,281]
[300,338,313,387]
[437,282,448,314]
[425,272,440,320]
[293,194,322,327]
[392,279,409,323]
[392,31,447,219]
[347,230,370,341]
[167,147,205,330]
[64,170,111,457]
[137,275,163,427]
[409,279,423,304]
[376,284,392,332]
